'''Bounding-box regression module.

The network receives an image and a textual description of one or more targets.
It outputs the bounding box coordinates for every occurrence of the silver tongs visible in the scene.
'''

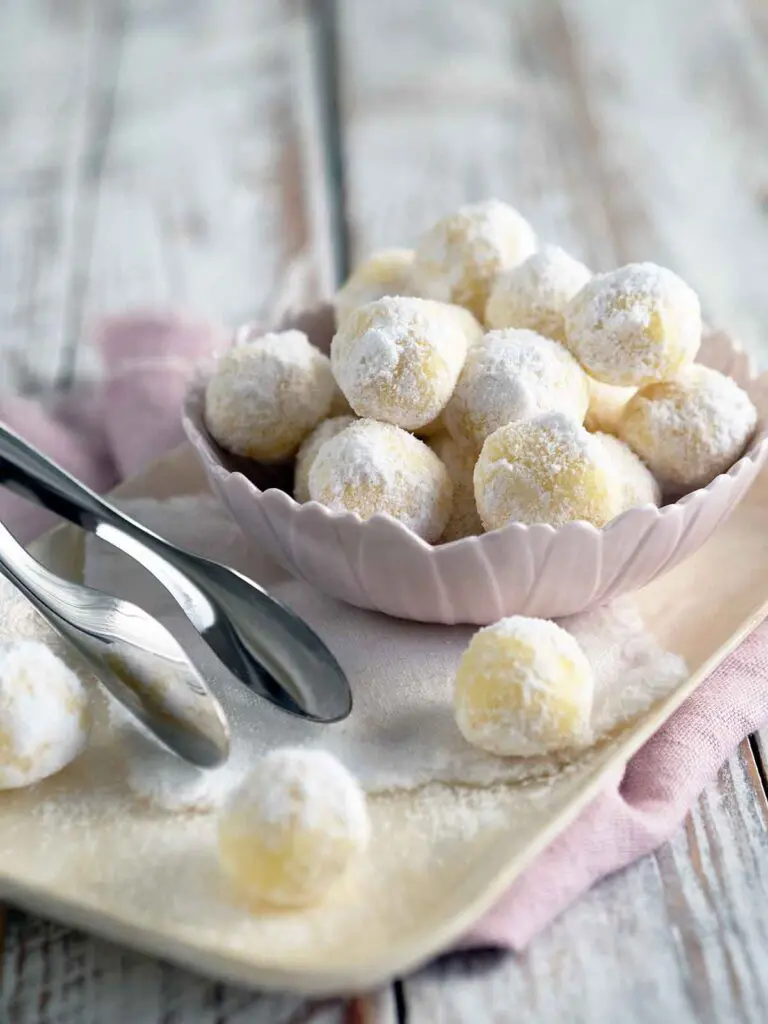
[0,513,231,767]
[0,423,352,728]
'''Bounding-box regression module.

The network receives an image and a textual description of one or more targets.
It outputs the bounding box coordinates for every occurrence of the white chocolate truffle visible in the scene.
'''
[332,248,416,327]
[446,304,485,346]
[413,306,483,442]
[444,328,589,450]
[205,329,335,462]
[584,377,635,435]
[564,262,701,386]
[454,617,594,756]
[294,416,356,504]
[485,246,592,341]
[0,641,89,789]
[412,199,537,320]
[592,432,661,511]
[0,577,55,643]
[331,297,470,430]
[474,413,621,531]
[309,419,453,541]
[218,748,370,908]
[618,365,758,493]
[429,432,483,541]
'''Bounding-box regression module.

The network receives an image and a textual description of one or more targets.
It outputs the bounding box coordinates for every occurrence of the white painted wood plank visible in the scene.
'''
[0,915,347,1024]
[71,0,337,383]
[559,0,768,356]
[0,0,99,392]
[404,745,768,1024]
[0,0,338,392]
[336,0,622,271]
[0,912,396,1024]
[337,0,768,358]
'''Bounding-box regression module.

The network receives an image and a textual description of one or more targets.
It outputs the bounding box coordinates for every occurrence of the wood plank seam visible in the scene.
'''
[57,0,126,391]
[306,0,351,286]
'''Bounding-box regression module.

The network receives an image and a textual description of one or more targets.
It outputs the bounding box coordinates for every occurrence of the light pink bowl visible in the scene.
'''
[182,305,768,624]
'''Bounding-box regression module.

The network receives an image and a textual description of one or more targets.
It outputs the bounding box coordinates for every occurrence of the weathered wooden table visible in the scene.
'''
[2,1,768,1020]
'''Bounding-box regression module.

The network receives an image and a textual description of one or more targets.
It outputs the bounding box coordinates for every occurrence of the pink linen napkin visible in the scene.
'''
[1,312,766,952]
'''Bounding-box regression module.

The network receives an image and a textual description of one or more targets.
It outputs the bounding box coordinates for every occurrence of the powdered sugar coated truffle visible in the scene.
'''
[485,246,591,341]
[454,616,594,757]
[0,577,57,644]
[0,641,89,789]
[412,199,537,320]
[444,328,589,450]
[618,364,758,493]
[592,432,661,511]
[584,377,635,435]
[309,419,453,541]
[331,296,471,430]
[205,329,334,462]
[293,416,356,504]
[218,748,370,908]
[446,303,485,346]
[565,262,701,386]
[474,413,621,531]
[429,432,483,541]
[332,248,416,327]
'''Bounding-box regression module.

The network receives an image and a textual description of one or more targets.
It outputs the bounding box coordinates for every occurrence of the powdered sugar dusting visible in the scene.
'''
[565,262,702,386]
[82,496,689,799]
[224,748,369,846]
[412,199,537,319]
[330,296,469,430]
[486,245,592,341]
[110,700,240,813]
[332,248,416,327]
[308,419,452,542]
[0,641,89,789]
[569,600,688,738]
[218,748,371,907]
[293,415,356,504]
[444,328,589,449]
[205,329,334,461]
[593,432,661,510]
[619,364,758,493]
[454,616,594,757]
[475,413,618,530]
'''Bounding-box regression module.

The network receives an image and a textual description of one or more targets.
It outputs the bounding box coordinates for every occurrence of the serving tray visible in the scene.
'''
[0,444,766,995]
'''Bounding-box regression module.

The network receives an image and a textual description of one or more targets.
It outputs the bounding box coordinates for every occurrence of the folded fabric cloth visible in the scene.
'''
[1,312,766,952]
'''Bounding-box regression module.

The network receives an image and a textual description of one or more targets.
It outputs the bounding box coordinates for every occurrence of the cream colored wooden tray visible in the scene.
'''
[0,445,766,996]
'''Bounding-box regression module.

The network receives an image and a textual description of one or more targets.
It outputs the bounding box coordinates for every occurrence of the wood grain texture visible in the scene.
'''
[0,919,396,1024]
[0,914,349,1024]
[404,745,768,1024]
[0,0,337,392]
[3,0,768,1019]
[68,0,340,384]
[336,0,768,356]
[0,0,101,393]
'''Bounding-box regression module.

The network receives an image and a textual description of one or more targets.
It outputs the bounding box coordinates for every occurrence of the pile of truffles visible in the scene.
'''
[204,199,758,542]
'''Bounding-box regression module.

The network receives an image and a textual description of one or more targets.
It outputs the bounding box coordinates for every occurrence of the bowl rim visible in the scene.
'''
[182,334,768,555]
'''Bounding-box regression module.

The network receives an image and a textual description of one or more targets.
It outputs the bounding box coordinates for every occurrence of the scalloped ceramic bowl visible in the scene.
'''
[182,304,768,624]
